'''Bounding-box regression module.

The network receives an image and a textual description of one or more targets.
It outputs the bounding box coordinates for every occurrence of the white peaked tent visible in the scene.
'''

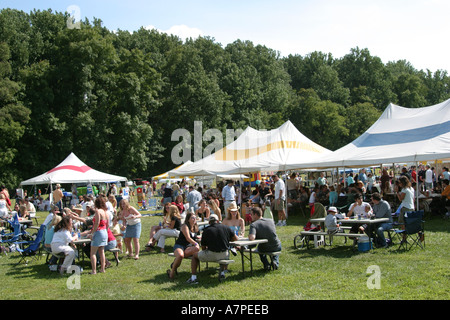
[285,99,450,170]
[20,152,127,186]
[169,120,332,176]
[152,161,194,181]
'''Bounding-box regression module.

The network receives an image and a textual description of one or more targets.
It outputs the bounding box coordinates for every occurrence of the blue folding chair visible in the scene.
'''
[0,214,24,244]
[394,210,425,250]
[14,224,46,265]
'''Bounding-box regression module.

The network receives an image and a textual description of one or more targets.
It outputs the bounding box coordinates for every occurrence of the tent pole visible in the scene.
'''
[284,169,288,220]
[239,174,244,219]
[416,161,419,210]
[344,167,347,188]
[334,167,338,186]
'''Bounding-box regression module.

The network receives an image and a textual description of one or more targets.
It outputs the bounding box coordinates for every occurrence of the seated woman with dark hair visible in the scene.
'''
[167,211,201,279]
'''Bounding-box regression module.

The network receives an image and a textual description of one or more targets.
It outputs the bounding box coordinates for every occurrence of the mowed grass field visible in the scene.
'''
[1,206,449,301]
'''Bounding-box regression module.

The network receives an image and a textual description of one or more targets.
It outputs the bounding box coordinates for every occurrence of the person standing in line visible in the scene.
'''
[272,175,287,226]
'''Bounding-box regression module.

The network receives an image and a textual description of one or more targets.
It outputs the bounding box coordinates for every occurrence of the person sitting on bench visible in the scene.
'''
[186,214,238,284]
[248,207,282,271]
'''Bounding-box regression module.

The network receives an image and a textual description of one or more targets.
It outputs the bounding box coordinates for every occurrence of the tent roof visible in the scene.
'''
[169,120,331,176]
[152,161,194,180]
[20,153,127,185]
[285,99,450,169]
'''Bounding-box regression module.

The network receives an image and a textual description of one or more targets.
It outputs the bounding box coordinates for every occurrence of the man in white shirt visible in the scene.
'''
[272,174,287,226]
[347,193,373,234]
[348,193,373,219]
[221,180,237,213]
[186,186,203,212]
[425,165,433,191]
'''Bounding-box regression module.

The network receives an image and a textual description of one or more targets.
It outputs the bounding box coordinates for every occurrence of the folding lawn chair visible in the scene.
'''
[394,210,425,250]
[14,224,46,265]
[0,214,24,247]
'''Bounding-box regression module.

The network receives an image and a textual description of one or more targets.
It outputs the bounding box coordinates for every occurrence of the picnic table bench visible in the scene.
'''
[295,229,366,249]
[167,252,234,281]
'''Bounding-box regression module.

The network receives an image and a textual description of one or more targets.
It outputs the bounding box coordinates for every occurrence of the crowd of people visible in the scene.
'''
[1,164,449,279]
[287,165,450,247]
[287,165,450,217]
[0,176,284,281]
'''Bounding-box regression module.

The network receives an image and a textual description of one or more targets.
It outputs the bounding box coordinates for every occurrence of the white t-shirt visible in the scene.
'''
[274,179,285,200]
[309,191,316,204]
[401,187,415,210]
[51,229,72,246]
[122,187,130,200]
[349,202,372,218]
[106,201,115,227]
[0,199,8,217]
[425,169,433,183]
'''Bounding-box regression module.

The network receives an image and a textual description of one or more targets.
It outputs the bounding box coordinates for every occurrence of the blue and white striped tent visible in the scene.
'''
[287,98,450,170]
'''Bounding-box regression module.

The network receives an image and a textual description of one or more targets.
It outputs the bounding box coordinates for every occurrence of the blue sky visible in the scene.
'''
[2,0,450,72]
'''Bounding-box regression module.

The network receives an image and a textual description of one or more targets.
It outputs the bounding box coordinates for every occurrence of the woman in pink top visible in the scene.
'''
[88,196,109,274]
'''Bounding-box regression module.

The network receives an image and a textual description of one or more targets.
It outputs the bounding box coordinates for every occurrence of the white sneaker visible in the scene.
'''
[276,221,282,226]
[282,220,287,226]
[186,277,199,285]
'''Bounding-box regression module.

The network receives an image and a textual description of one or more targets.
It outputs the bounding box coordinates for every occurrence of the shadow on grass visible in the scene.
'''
[3,252,95,279]
[139,264,273,291]
[4,256,63,279]
[289,243,362,259]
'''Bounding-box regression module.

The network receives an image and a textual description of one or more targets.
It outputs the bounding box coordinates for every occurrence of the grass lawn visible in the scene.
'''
[1,209,449,301]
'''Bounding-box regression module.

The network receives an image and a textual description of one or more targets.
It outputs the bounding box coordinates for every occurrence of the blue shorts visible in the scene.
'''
[125,223,141,239]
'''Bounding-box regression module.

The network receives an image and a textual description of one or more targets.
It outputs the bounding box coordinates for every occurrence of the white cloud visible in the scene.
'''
[145,24,203,40]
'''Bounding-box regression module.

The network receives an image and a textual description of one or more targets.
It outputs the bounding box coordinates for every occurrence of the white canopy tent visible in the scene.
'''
[285,99,450,170]
[152,161,194,181]
[168,120,331,177]
[20,152,127,186]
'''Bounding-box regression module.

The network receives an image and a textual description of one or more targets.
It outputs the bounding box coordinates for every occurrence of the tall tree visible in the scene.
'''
[287,89,349,150]
[0,42,31,187]
[336,47,396,110]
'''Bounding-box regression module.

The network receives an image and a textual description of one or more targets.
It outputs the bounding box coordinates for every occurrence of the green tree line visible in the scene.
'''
[1,8,449,189]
